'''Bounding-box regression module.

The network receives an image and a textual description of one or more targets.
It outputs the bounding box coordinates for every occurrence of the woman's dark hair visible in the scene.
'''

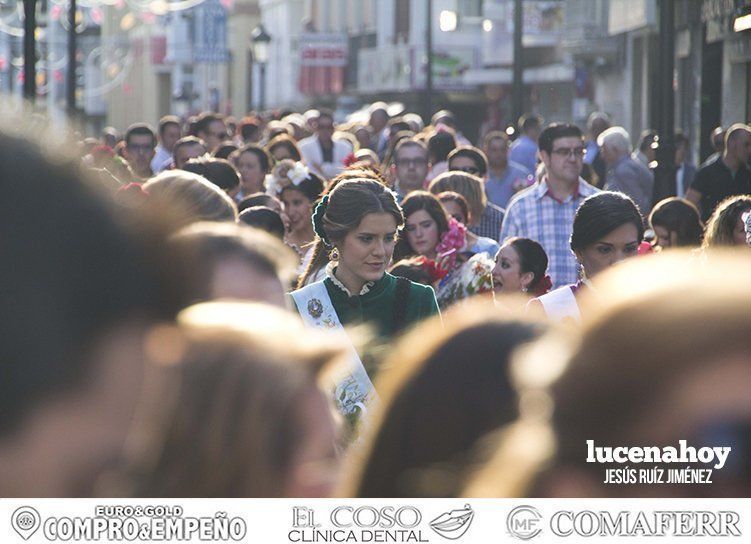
[345,306,543,497]
[232,144,272,174]
[212,142,238,160]
[237,192,277,213]
[437,191,471,224]
[570,191,645,252]
[182,157,240,193]
[298,179,403,287]
[427,130,457,164]
[389,257,432,285]
[266,134,302,162]
[280,171,325,203]
[505,237,549,293]
[238,206,286,240]
[0,128,188,435]
[393,191,450,262]
[702,195,751,248]
[648,197,704,247]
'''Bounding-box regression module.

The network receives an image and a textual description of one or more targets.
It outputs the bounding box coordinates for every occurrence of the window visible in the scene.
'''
[395,0,410,43]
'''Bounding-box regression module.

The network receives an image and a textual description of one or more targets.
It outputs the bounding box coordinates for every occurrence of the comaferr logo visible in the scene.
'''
[428,505,474,540]
[507,505,543,540]
[505,507,743,538]
[550,510,741,537]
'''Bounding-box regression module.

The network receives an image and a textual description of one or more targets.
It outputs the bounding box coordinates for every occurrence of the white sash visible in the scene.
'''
[536,285,581,322]
[291,281,377,416]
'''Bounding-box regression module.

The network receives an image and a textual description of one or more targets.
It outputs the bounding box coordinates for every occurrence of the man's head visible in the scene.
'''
[597,126,632,166]
[538,123,585,185]
[315,109,335,145]
[636,129,658,162]
[171,222,297,306]
[387,117,412,144]
[483,131,510,170]
[181,157,240,199]
[723,124,751,166]
[0,124,187,494]
[519,113,544,140]
[158,116,182,153]
[194,113,227,153]
[173,136,208,170]
[587,111,611,140]
[392,139,429,194]
[711,126,726,153]
[101,126,120,148]
[431,109,457,130]
[124,123,157,178]
[448,146,489,178]
[368,102,389,133]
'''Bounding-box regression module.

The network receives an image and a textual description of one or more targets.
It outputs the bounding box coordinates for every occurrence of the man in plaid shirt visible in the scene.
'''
[500,123,599,288]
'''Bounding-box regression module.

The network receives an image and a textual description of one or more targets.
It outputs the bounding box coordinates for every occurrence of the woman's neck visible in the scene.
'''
[287,225,315,248]
[334,263,366,295]
[244,178,264,194]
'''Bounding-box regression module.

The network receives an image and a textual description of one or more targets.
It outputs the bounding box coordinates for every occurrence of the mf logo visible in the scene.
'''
[506,505,542,540]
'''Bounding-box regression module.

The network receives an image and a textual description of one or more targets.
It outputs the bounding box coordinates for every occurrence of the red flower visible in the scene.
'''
[343,152,357,167]
[415,256,448,283]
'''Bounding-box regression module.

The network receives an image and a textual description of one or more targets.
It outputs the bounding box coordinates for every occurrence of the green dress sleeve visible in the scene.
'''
[408,282,441,324]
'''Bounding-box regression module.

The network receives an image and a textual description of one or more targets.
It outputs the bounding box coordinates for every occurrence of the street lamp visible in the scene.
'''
[251,23,271,111]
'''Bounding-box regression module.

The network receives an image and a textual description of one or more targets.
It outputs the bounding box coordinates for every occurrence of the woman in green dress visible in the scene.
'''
[291,178,439,416]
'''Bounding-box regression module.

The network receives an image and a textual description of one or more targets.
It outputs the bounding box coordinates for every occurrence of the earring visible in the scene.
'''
[522,286,528,293]
[330,248,339,261]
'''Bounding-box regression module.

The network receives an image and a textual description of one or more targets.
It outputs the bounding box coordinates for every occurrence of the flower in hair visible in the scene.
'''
[343,152,357,167]
[435,218,468,272]
[266,159,311,195]
[532,274,553,297]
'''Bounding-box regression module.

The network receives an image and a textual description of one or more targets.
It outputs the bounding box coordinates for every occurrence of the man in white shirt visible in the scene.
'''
[151,115,182,173]
[298,109,352,180]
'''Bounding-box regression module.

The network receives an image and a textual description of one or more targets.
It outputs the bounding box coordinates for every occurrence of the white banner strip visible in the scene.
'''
[0,499,748,543]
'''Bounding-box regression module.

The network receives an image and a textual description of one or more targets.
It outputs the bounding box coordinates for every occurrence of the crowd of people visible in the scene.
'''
[3,101,751,498]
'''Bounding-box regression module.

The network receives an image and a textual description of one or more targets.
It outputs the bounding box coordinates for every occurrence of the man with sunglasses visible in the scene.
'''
[500,123,599,288]
[448,146,506,242]
[598,126,654,214]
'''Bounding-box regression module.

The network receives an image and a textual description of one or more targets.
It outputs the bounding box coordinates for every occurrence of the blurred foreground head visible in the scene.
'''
[343,300,544,497]
[118,302,346,497]
[466,250,751,498]
[0,123,187,495]
[170,221,297,306]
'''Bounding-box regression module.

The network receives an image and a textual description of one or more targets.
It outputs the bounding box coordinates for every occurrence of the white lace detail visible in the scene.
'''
[325,261,375,296]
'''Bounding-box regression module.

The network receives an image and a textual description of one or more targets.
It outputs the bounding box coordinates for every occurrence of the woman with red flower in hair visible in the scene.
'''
[491,237,551,298]
[392,191,493,309]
